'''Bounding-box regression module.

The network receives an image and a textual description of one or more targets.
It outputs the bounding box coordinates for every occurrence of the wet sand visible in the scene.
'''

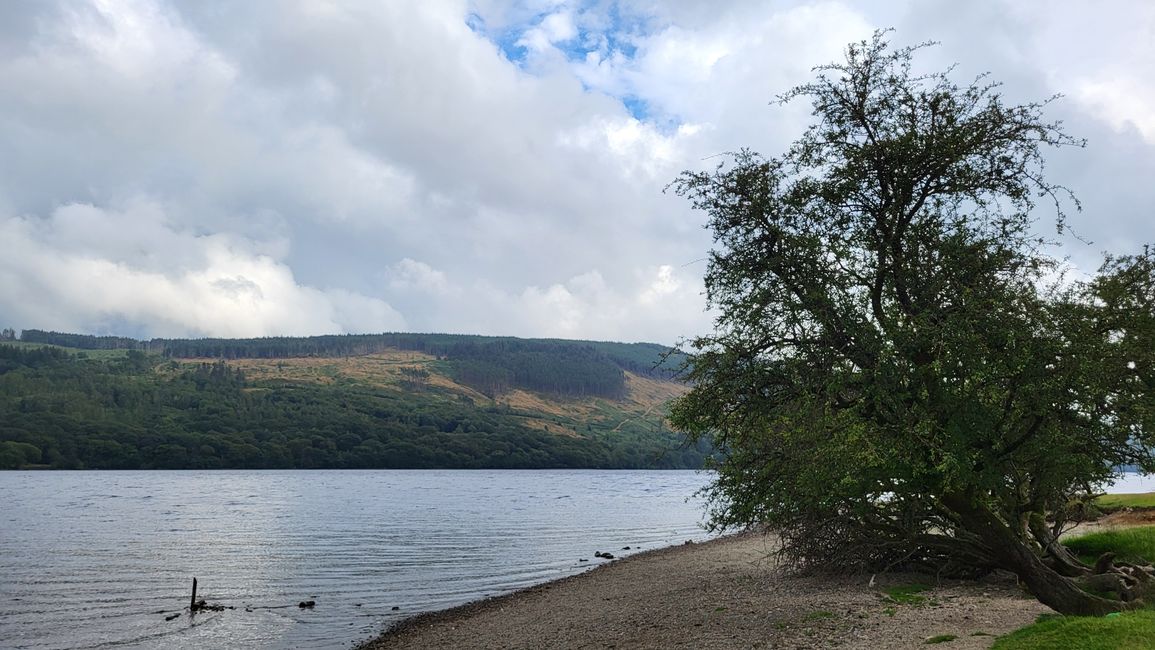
[357,531,1050,649]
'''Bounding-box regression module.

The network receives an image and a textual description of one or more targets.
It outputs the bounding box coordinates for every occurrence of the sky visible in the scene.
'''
[0,0,1152,345]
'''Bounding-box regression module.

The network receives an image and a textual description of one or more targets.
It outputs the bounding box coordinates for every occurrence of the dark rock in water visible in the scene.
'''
[622,546,632,550]
[391,606,400,611]
[684,540,694,545]
[354,603,362,607]
[191,599,227,612]
[594,551,615,560]
[578,558,588,562]
[299,600,316,609]
[165,613,181,621]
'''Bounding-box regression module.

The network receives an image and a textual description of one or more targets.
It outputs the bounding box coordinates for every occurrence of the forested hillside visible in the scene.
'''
[0,337,704,471]
[18,330,682,400]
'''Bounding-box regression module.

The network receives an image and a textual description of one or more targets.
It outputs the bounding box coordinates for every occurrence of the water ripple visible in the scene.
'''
[0,470,711,650]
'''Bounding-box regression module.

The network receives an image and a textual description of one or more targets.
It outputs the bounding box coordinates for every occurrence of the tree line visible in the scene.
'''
[15,330,683,399]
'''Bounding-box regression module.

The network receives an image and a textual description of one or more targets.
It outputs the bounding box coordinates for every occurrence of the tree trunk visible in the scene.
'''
[1027,512,1090,578]
[942,493,1135,616]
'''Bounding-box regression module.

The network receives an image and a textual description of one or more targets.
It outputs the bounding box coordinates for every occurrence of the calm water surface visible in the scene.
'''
[0,470,713,649]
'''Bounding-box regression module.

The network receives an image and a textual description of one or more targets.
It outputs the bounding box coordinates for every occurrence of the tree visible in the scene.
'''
[669,31,1155,615]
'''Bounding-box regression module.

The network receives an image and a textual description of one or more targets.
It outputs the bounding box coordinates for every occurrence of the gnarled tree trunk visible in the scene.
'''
[1028,512,1091,578]
[942,493,1138,616]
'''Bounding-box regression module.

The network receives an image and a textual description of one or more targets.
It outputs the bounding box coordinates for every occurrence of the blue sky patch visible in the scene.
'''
[466,2,663,123]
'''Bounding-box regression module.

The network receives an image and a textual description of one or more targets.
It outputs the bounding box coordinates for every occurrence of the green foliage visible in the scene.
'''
[447,339,628,398]
[0,343,705,471]
[991,611,1155,650]
[925,635,957,644]
[667,30,1155,614]
[1063,527,1155,566]
[19,330,143,351]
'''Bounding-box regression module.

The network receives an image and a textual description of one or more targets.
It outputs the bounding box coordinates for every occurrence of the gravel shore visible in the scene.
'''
[357,531,1050,649]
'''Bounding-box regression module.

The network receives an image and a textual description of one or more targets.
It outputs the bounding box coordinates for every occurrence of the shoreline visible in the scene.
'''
[356,535,735,647]
[356,532,1049,650]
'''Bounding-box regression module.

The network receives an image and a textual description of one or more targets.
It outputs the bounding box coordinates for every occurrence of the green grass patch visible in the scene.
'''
[1096,492,1155,510]
[1062,526,1155,565]
[884,583,932,606]
[991,610,1155,650]
[804,610,834,621]
[925,634,957,644]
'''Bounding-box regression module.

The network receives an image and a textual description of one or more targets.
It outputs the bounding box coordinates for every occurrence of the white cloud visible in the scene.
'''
[386,258,454,295]
[0,202,405,337]
[0,0,1152,344]
[639,265,679,305]
[1074,77,1155,144]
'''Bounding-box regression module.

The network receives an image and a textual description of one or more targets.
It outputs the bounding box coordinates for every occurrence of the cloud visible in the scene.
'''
[0,201,406,338]
[0,0,1152,345]
[386,258,455,295]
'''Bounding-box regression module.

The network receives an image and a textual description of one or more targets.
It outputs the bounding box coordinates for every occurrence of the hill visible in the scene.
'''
[17,329,683,400]
[0,333,705,471]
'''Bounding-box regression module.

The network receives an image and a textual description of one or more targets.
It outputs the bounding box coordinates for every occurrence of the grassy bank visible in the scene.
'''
[1096,492,1155,510]
[993,611,1155,650]
[993,523,1155,649]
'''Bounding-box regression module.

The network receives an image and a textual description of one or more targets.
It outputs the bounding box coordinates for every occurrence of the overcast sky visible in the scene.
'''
[0,1,1152,344]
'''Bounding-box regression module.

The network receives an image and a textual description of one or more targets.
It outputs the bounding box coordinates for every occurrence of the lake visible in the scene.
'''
[0,470,713,649]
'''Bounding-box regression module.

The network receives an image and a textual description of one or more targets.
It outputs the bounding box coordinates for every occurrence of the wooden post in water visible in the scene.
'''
[190,577,198,611]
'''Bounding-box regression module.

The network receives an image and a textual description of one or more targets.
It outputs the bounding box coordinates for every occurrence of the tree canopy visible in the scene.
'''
[669,31,1155,615]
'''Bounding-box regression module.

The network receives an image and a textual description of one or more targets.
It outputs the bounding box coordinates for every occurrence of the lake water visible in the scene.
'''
[0,470,713,649]
[3,470,1151,649]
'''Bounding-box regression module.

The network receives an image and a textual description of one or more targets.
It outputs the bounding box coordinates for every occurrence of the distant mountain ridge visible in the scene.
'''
[17,329,683,401]
[0,332,704,471]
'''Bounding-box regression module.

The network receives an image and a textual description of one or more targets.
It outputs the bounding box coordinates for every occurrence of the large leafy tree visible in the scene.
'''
[670,32,1155,615]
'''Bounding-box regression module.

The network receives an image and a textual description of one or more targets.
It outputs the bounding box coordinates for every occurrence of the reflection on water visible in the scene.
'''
[0,470,712,649]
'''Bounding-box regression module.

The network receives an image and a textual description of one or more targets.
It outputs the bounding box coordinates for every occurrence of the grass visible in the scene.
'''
[925,634,957,644]
[883,583,932,606]
[1062,526,1155,565]
[994,529,1155,649]
[991,610,1155,649]
[1096,492,1155,510]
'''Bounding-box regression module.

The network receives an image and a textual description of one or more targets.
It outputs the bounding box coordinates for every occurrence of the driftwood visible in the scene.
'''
[187,577,231,613]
